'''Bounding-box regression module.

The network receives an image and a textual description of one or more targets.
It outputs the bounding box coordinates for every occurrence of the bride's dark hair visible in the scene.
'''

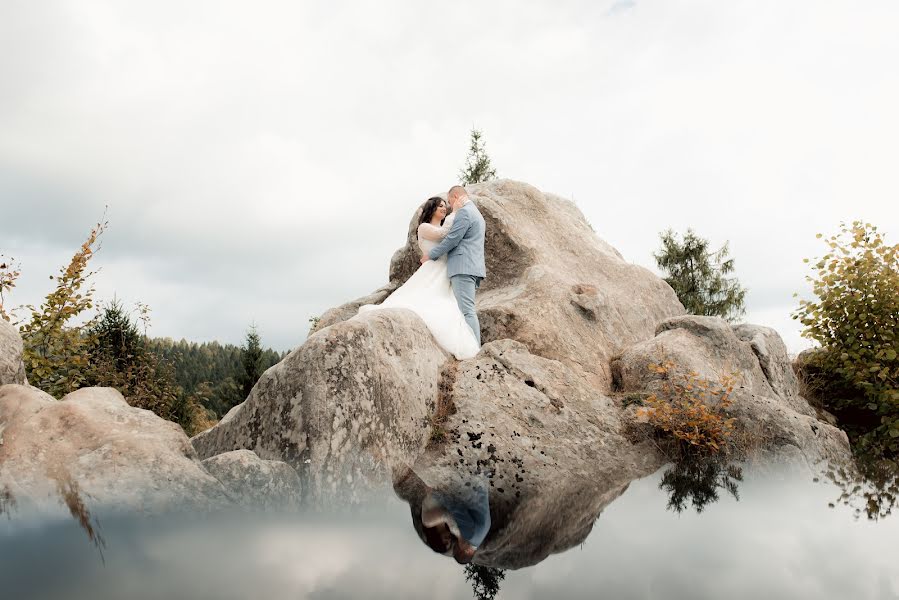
[419,196,447,227]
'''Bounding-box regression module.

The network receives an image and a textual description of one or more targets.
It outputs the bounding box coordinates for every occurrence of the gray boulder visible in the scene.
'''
[0,384,232,515]
[393,339,665,569]
[0,318,26,386]
[192,309,449,504]
[310,282,398,335]
[611,315,851,467]
[326,179,686,391]
[190,181,848,568]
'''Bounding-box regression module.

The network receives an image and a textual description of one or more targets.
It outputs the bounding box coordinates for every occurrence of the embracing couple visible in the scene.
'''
[358,185,485,360]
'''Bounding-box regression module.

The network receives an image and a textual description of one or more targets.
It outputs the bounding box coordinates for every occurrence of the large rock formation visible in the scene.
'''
[393,339,664,569]
[321,180,685,390]
[0,384,233,514]
[190,179,851,568]
[0,179,854,569]
[0,380,303,516]
[193,309,449,504]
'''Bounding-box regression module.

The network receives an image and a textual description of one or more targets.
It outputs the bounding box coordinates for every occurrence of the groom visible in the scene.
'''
[420,185,486,344]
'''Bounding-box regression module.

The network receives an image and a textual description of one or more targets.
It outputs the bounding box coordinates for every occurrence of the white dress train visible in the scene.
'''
[356,213,480,360]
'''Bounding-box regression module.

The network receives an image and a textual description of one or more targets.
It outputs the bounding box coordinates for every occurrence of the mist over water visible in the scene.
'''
[2,464,897,600]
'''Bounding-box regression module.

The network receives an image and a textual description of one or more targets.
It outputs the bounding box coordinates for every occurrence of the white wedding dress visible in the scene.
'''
[356,212,480,360]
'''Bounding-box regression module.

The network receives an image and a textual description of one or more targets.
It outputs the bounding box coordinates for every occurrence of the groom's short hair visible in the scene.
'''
[448,185,467,200]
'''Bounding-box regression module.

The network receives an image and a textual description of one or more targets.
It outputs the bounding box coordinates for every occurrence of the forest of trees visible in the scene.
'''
[146,335,284,419]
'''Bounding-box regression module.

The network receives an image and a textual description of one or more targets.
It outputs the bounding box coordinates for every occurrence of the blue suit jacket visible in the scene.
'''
[427,201,487,279]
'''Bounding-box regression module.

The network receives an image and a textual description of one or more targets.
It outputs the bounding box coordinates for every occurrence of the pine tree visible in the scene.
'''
[653,228,747,322]
[239,324,265,400]
[459,128,497,185]
[87,298,143,371]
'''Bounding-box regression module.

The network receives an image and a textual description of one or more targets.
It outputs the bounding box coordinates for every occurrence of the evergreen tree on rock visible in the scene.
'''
[653,228,747,322]
[240,324,264,400]
[459,128,497,185]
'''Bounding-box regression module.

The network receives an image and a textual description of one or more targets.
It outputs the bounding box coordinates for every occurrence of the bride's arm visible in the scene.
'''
[417,222,451,242]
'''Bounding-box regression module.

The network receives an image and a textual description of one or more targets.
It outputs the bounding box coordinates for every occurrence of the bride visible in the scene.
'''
[356,197,480,360]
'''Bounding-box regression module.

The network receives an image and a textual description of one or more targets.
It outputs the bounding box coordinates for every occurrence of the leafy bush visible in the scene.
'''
[0,254,21,322]
[637,360,739,456]
[19,219,106,397]
[792,221,899,457]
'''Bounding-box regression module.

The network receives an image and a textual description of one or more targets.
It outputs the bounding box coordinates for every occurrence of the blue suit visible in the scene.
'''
[428,201,486,343]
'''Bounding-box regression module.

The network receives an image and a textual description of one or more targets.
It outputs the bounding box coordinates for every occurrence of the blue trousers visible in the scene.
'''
[450,274,482,344]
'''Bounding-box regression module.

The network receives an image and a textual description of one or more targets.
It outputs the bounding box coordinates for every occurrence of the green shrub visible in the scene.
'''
[19,220,106,397]
[792,221,899,456]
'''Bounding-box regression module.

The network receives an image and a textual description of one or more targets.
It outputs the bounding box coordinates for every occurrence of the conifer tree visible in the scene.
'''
[459,128,497,185]
[653,228,747,322]
[87,297,142,371]
[240,324,264,399]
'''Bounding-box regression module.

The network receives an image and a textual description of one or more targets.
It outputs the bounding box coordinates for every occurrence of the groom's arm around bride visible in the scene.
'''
[420,186,487,345]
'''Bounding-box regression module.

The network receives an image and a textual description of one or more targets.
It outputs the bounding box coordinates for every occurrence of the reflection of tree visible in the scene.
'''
[823,458,899,521]
[659,456,743,514]
[464,564,505,600]
[0,485,15,519]
[48,467,107,562]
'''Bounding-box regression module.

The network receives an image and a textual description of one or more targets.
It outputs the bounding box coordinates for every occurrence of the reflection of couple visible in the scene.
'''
[394,466,492,564]
[358,185,486,359]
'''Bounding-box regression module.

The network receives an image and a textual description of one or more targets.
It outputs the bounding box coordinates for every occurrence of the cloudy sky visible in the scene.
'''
[1,0,897,353]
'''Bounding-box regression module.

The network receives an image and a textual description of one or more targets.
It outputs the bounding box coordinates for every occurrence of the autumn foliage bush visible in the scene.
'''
[3,219,210,435]
[792,221,899,458]
[637,360,739,456]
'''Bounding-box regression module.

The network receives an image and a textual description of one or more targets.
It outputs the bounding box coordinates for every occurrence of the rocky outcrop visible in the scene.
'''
[335,180,686,391]
[0,319,26,386]
[393,339,665,569]
[192,309,449,504]
[201,449,302,510]
[0,384,233,514]
[189,180,851,568]
[611,315,850,466]
[310,282,398,335]
[0,179,849,571]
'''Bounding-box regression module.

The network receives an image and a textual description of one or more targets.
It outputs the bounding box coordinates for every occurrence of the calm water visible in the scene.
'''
[2,463,897,600]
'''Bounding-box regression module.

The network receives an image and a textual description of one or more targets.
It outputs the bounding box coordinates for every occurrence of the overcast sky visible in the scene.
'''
[1,0,897,353]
